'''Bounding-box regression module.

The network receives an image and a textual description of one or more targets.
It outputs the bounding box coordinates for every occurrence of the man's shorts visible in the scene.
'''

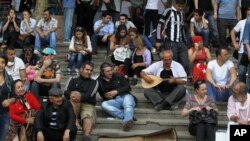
[80,103,96,124]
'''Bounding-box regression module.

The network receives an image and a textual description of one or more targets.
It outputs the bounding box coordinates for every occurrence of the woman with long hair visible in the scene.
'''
[124,35,152,85]
[67,27,92,75]
[5,79,41,141]
[181,80,218,141]
[0,53,15,140]
[110,25,131,71]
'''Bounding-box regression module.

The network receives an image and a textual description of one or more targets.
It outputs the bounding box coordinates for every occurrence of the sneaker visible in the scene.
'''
[123,120,134,131]
[74,69,79,75]
[154,104,163,111]
[130,78,138,86]
[34,49,40,55]
[82,135,92,141]
[63,39,71,44]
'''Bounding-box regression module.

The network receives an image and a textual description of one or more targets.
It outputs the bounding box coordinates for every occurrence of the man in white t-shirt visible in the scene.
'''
[206,48,237,102]
[115,14,136,30]
[230,8,250,83]
[190,9,209,47]
[5,47,26,81]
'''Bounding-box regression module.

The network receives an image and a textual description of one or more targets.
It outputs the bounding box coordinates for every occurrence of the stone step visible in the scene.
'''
[94,105,228,120]
[75,127,225,141]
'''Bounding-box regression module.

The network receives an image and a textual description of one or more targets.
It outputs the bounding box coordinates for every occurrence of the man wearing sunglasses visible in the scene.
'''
[30,47,61,101]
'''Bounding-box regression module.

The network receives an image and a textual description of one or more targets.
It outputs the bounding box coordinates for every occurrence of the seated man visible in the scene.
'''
[115,14,136,30]
[140,50,187,111]
[64,61,98,140]
[97,62,136,131]
[206,48,237,102]
[91,11,114,55]
[226,82,250,140]
[31,47,61,100]
[34,8,57,54]
[190,9,209,47]
[4,47,26,82]
[35,88,77,141]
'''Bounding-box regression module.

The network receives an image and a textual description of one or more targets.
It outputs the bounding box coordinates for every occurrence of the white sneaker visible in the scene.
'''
[34,50,40,55]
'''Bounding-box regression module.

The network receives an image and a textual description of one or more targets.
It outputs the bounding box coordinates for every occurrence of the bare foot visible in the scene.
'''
[76,120,82,130]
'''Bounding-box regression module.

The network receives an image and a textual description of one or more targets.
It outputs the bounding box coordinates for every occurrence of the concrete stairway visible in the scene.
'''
[51,43,235,141]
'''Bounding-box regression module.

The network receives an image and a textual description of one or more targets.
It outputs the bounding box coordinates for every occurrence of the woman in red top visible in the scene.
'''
[188,36,211,82]
[6,79,41,141]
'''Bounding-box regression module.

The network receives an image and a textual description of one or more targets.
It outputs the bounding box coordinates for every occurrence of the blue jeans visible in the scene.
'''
[206,82,232,102]
[238,53,248,83]
[0,113,10,141]
[243,17,250,45]
[67,52,92,70]
[35,32,57,51]
[101,94,135,123]
[205,11,219,44]
[196,29,209,47]
[63,8,74,41]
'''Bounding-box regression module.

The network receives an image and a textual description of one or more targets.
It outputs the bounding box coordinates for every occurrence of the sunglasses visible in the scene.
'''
[75,27,84,32]
[42,53,50,56]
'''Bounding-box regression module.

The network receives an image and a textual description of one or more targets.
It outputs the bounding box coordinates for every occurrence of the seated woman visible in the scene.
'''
[124,35,152,85]
[67,27,92,75]
[5,79,41,141]
[110,25,131,72]
[129,28,153,51]
[19,45,40,89]
[2,8,21,48]
[181,80,218,141]
[188,36,211,82]
[18,9,36,47]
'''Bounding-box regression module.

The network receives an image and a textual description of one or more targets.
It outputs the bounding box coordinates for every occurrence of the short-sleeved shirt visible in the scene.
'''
[5,57,25,80]
[36,17,58,32]
[142,60,187,81]
[94,20,114,36]
[207,59,234,86]
[35,59,60,85]
[190,17,208,33]
[115,21,136,30]
[184,95,217,110]
[20,18,36,34]
[217,0,239,19]
[233,19,246,53]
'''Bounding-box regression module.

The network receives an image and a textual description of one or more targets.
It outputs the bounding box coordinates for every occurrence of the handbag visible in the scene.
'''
[18,35,25,42]
[113,46,131,62]
[104,0,116,11]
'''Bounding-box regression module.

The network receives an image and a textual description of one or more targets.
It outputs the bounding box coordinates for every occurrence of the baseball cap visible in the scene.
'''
[42,47,57,55]
[48,88,63,96]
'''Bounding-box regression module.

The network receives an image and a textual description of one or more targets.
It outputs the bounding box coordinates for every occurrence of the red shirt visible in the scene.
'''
[9,92,41,124]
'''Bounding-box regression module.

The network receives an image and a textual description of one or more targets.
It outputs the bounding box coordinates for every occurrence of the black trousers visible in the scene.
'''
[3,32,18,47]
[189,122,216,141]
[76,1,95,36]
[124,58,145,77]
[43,127,77,141]
[144,85,186,107]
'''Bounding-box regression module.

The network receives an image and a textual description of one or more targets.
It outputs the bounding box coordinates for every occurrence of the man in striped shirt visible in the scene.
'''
[155,0,189,74]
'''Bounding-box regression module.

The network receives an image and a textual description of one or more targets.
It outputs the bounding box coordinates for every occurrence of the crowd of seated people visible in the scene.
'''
[1,0,250,141]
